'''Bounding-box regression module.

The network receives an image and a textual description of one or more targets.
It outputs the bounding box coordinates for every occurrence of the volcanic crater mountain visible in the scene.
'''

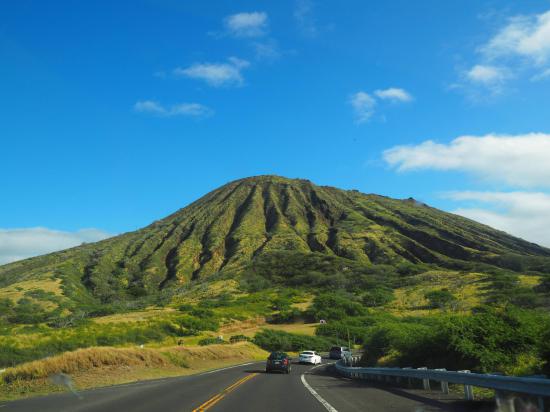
[1,175,549,304]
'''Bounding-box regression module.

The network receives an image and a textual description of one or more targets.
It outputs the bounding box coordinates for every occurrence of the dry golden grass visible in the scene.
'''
[93,308,176,324]
[220,318,318,337]
[291,295,313,311]
[1,347,169,383]
[0,342,267,401]
[518,274,541,287]
[265,323,317,336]
[171,279,241,305]
[390,271,490,316]
[0,276,63,309]
[220,316,266,335]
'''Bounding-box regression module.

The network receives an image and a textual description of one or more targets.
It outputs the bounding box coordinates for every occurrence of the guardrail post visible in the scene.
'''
[403,367,413,388]
[458,370,474,400]
[418,367,431,391]
[434,369,449,394]
[495,391,515,412]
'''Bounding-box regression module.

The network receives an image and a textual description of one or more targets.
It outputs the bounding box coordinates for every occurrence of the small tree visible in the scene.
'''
[362,288,394,307]
[424,289,455,309]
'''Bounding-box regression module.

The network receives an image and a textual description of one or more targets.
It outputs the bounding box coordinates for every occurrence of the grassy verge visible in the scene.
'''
[0,342,268,401]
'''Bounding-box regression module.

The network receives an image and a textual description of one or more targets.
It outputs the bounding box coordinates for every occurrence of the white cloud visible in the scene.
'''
[253,40,281,61]
[134,100,213,117]
[374,88,413,102]
[350,92,376,123]
[465,64,510,84]
[481,10,550,65]
[224,12,268,38]
[350,87,412,123]
[446,191,550,247]
[174,57,250,87]
[134,100,165,114]
[294,0,318,37]
[169,103,213,117]
[531,67,550,81]
[457,9,550,95]
[384,133,550,188]
[0,228,112,265]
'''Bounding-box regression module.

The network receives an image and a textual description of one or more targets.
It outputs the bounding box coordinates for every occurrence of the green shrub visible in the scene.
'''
[229,334,251,343]
[362,306,549,373]
[199,337,225,346]
[309,293,366,321]
[8,298,52,324]
[424,289,456,309]
[362,288,394,307]
[316,322,368,345]
[253,329,333,352]
[177,303,193,312]
[176,315,219,333]
[268,308,302,324]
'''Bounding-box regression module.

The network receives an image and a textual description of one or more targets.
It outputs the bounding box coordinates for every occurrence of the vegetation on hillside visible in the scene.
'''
[1,175,550,378]
[2,175,549,307]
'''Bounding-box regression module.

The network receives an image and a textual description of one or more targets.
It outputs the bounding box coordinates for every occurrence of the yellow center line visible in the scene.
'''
[192,373,258,412]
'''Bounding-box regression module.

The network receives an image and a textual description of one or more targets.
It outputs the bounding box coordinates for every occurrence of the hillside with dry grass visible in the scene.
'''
[1,175,549,309]
[1,175,550,389]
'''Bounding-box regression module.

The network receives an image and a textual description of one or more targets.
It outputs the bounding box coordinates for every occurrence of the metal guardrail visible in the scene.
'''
[336,358,550,410]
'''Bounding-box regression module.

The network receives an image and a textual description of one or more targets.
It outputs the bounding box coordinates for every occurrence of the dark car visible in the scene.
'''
[266,351,292,374]
[329,346,351,360]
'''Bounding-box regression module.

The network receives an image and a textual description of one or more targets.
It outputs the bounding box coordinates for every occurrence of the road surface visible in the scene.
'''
[0,360,492,411]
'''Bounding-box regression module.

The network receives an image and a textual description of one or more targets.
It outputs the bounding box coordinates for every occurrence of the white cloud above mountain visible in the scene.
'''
[374,88,413,102]
[481,10,550,65]
[384,133,550,188]
[294,0,318,38]
[446,191,550,247]
[384,132,550,246]
[350,92,376,123]
[0,228,112,264]
[458,9,550,95]
[134,101,213,117]
[224,12,268,38]
[350,87,412,124]
[174,57,250,87]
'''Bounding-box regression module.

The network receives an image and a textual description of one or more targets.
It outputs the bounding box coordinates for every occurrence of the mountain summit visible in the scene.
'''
[1,175,549,303]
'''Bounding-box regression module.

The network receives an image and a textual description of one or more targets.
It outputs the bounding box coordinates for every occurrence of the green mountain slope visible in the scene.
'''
[1,175,549,306]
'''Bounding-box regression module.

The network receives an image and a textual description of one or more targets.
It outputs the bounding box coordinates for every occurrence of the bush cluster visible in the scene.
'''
[362,306,549,374]
[253,329,333,352]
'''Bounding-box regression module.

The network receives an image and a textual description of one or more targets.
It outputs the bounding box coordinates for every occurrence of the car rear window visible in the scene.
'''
[330,347,342,351]
[301,351,314,355]
[269,352,287,360]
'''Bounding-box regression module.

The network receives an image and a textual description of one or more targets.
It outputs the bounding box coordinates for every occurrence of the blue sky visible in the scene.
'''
[2,0,550,263]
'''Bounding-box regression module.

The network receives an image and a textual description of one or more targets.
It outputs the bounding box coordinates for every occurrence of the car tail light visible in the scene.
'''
[283,359,288,365]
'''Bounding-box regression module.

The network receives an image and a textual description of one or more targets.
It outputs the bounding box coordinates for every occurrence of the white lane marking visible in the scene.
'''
[301,363,338,412]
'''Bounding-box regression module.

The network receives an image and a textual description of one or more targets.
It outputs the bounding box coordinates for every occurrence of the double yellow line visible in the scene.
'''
[192,373,258,411]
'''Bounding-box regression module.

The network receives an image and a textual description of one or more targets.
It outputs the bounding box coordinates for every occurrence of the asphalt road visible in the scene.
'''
[0,360,492,412]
